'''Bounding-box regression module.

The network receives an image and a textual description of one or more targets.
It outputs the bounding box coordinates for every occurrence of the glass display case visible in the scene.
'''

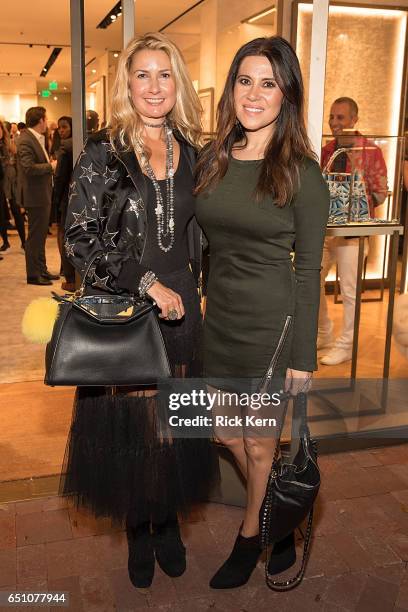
[295,2,407,284]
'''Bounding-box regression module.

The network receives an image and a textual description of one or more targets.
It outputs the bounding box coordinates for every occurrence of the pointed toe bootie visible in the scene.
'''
[210,525,262,589]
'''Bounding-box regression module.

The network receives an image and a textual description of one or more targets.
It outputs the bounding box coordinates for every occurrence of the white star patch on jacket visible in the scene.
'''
[103,166,118,184]
[79,163,98,183]
[127,198,144,218]
[69,207,97,231]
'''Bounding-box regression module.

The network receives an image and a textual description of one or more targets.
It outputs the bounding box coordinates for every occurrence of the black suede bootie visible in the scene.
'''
[209,526,262,589]
[126,520,155,588]
[267,531,296,575]
[153,516,186,577]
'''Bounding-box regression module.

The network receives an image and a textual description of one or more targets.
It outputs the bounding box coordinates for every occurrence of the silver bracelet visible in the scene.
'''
[138,270,158,297]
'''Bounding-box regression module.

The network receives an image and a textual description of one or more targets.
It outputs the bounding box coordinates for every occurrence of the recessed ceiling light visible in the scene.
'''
[113,52,119,58]
[242,6,276,24]
[39,47,62,77]
[91,69,96,73]
[97,1,122,29]
[53,96,58,100]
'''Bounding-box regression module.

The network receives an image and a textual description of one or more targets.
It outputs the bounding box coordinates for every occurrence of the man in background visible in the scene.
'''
[319,97,388,365]
[17,106,58,285]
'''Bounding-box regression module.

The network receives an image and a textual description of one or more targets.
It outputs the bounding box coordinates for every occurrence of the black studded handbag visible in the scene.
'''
[259,392,320,591]
[44,261,171,387]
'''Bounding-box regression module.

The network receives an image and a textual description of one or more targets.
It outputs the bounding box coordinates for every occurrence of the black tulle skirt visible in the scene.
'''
[59,267,219,524]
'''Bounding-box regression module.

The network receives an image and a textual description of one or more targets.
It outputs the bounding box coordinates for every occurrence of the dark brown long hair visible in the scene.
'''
[0,120,10,148]
[195,36,315,206]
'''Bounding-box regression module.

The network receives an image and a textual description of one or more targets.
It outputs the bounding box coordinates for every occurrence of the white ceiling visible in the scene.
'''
[0,0,201,93]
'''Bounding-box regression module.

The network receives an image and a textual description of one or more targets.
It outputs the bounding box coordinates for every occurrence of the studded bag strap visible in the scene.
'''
[264,507,314,592]
[262,392,315,591]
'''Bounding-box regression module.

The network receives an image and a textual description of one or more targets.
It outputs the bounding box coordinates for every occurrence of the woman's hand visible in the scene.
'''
[285,368,312,396]
[147,281,185,320]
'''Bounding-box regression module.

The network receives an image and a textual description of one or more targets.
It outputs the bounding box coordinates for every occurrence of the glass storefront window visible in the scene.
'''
[295,2,407,281]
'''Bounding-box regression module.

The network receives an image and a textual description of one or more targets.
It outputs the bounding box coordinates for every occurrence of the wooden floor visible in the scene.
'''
[0,382,74,482]
[0,230,407,486]
[315,288,408,379]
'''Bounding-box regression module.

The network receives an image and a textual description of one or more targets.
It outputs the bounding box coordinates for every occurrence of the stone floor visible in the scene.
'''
[0,445,408,611]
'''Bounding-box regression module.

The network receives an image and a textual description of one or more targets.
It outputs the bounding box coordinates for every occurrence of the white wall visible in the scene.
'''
[216,23,274,103]
[0,94,38,122]
[198,0,277,116]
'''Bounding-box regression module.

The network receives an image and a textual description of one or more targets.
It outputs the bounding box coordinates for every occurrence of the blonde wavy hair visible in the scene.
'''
[109,32,202,152]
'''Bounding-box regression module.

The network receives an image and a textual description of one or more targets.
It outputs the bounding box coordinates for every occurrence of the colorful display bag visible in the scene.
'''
[322,147,370,224]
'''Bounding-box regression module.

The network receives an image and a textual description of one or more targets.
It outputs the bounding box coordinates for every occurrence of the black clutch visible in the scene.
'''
[259,392,320,591]
[44,282,171,387]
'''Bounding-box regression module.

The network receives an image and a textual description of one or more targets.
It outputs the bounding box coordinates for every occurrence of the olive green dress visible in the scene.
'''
[196,156,329,380]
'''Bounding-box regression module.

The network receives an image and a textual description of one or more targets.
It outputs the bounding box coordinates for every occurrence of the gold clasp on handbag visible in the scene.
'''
[73,287,84,299]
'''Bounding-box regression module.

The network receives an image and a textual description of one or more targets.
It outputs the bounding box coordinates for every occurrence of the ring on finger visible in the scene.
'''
[168,308,178,320]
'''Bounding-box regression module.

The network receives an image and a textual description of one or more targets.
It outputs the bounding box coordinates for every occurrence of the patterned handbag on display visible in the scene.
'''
[322,147,370,224]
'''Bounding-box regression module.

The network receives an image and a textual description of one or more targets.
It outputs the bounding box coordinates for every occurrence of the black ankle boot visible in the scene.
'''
[209,526,262,589]
[126,520,155,588]
[267,531,296,575]
[152,516,186,577]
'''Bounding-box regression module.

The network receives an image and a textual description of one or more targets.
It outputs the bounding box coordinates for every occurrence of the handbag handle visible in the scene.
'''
[265,392,308,480]
[74,252,104,298]
[322,145,370,174]
[265,508,314,591]
[73,252,137,300]
[50,253,104,301]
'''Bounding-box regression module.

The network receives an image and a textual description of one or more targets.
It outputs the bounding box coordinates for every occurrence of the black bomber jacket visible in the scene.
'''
[64,128,202,295]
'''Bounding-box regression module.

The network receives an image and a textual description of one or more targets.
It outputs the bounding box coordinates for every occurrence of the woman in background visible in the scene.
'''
[52,116,75,291]
[0,120,25,251]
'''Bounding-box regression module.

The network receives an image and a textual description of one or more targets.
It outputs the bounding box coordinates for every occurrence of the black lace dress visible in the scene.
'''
[60,146,218,524]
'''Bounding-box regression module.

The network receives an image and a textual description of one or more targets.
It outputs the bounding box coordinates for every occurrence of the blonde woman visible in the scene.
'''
[61,33,217,588]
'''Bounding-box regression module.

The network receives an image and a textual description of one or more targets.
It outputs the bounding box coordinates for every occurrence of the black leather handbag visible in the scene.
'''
[44,271,171,387]
[259,392,320,591]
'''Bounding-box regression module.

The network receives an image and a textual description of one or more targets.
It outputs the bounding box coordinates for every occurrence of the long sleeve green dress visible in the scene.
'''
[195,156,330,381]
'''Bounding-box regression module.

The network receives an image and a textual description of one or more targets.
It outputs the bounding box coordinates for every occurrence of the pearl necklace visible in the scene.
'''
[142,122,175,253]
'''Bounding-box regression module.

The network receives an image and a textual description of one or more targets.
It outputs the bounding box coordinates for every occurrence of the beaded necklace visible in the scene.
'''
[141,121,175,253]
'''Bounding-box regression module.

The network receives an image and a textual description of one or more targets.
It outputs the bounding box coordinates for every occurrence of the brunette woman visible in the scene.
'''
[196,36,329,589]
[52,116,76,290]
[61,33,217,588]
[0,120,25,251]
